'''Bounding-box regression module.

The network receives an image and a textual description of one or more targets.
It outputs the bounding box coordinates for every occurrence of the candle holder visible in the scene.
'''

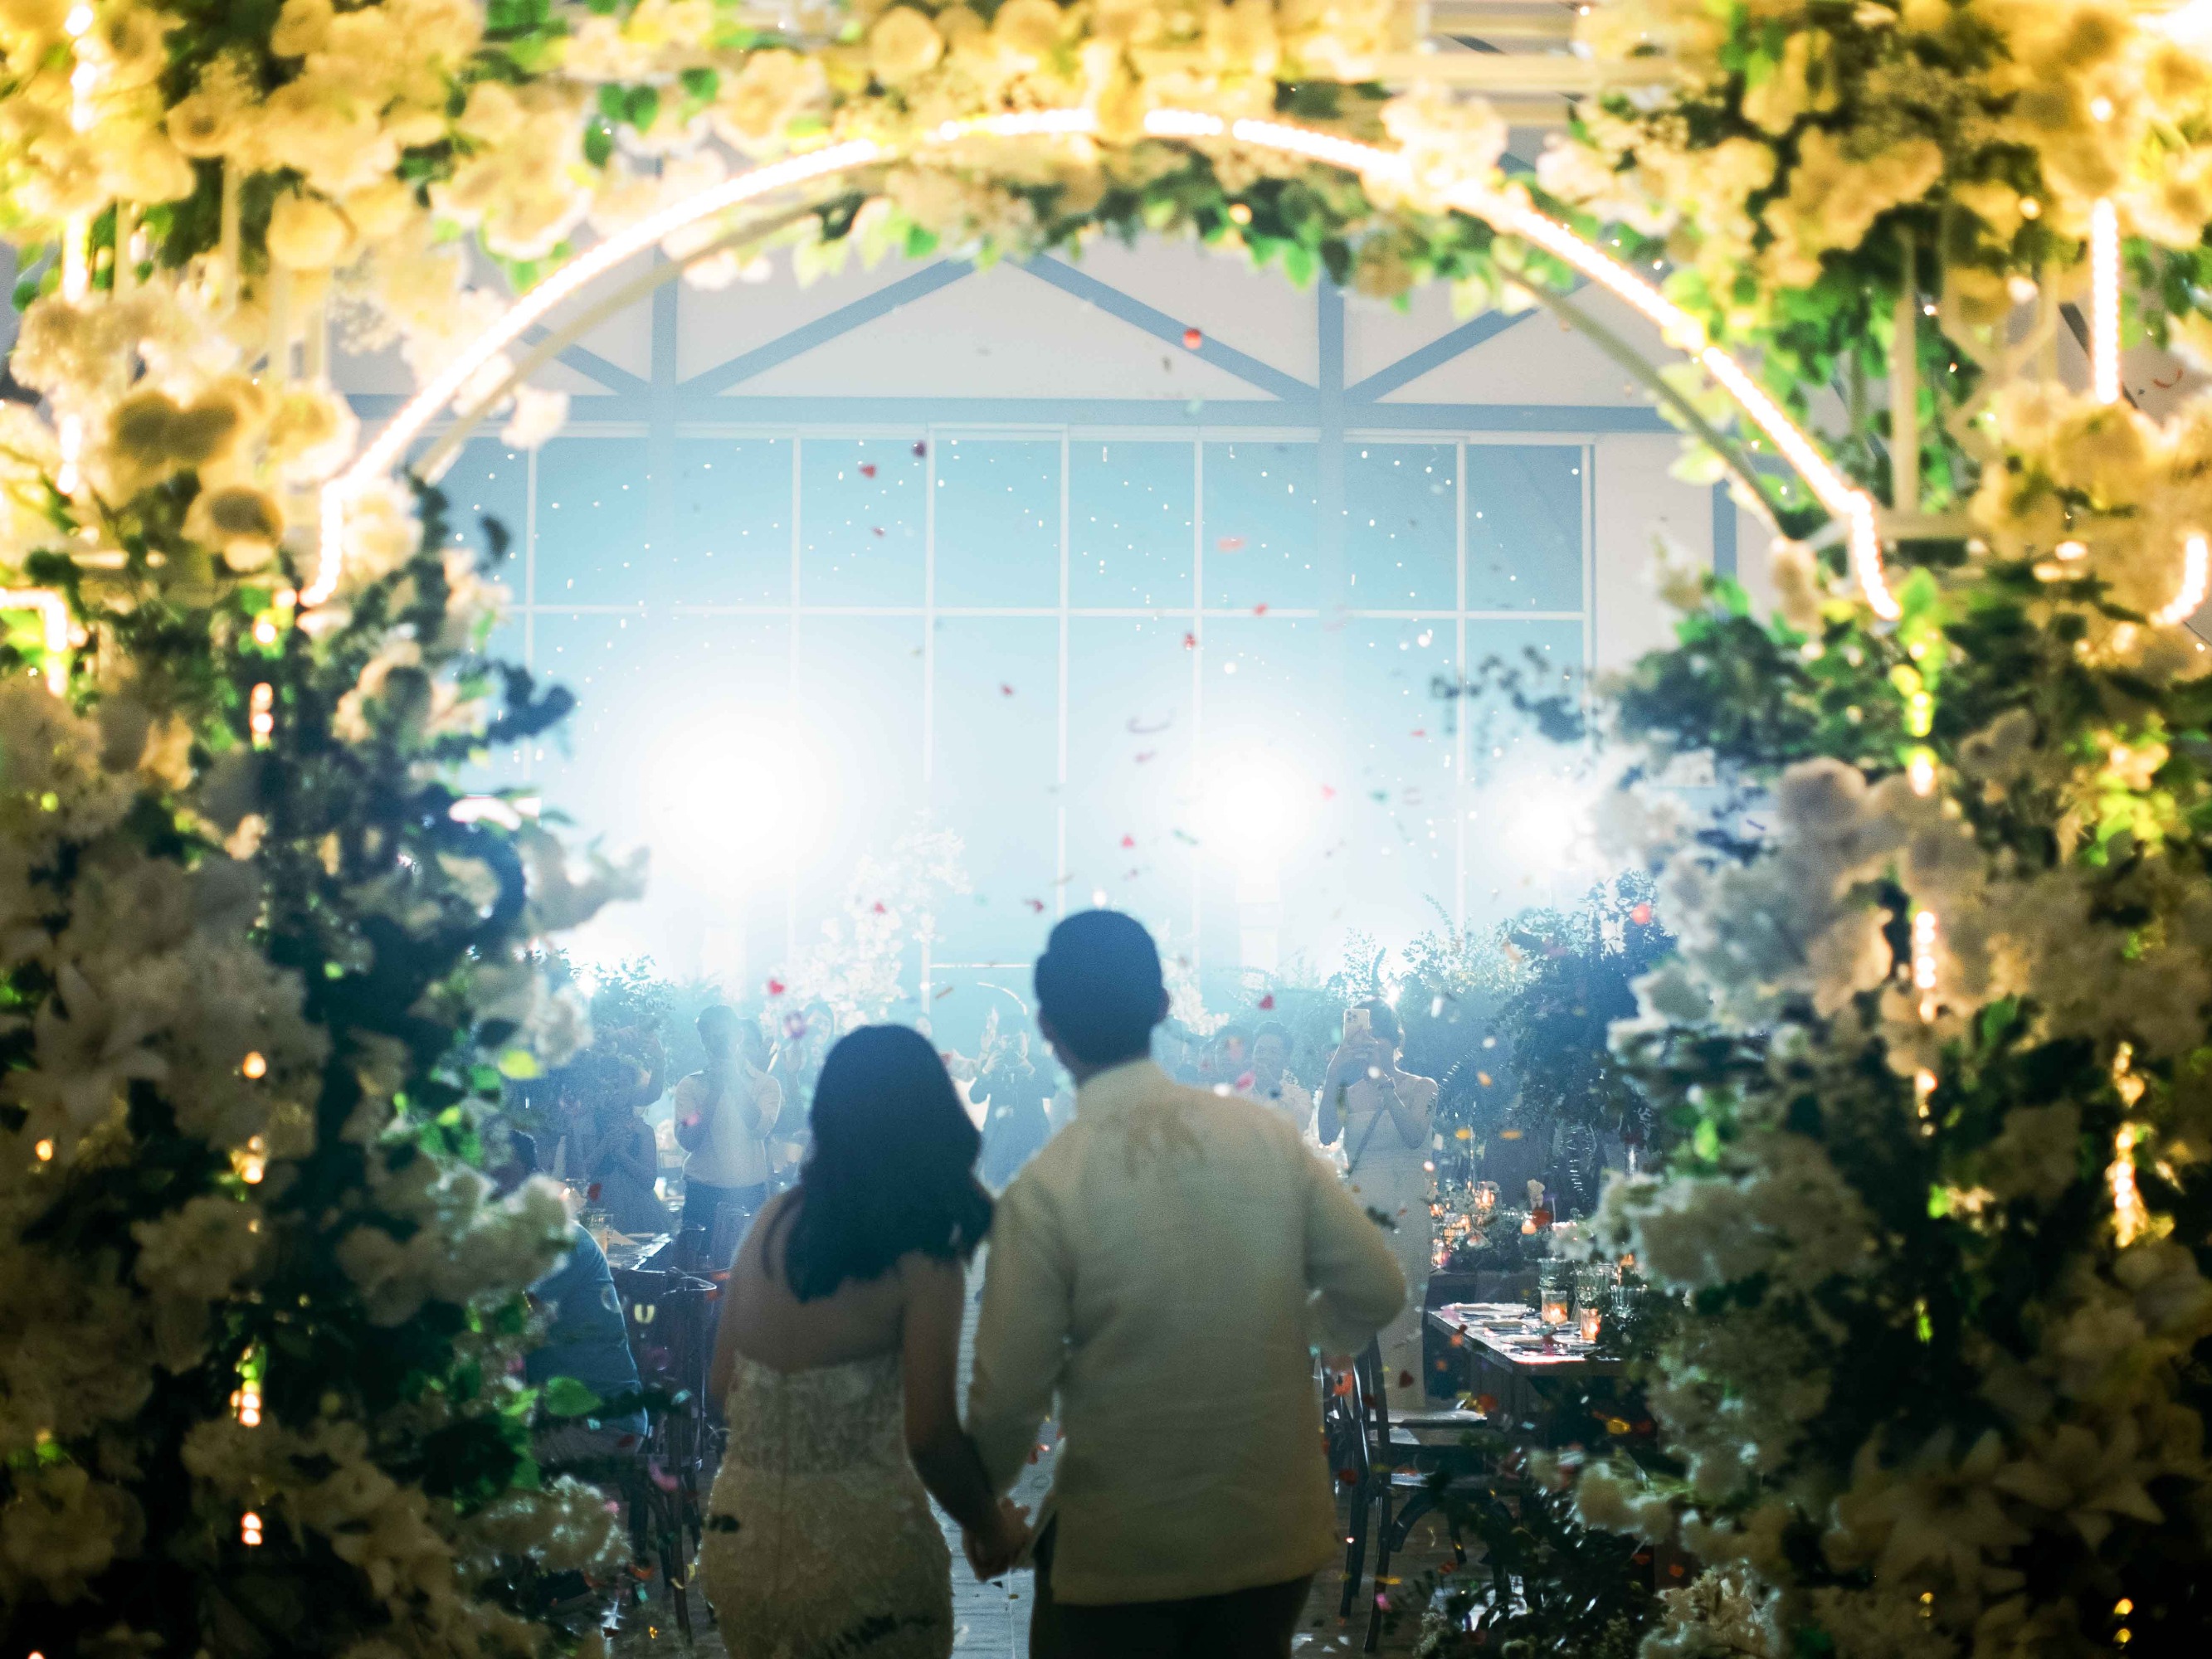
[1537,1262,1571,1328]
[1474,1180,1498,1216]
[1578,1305,1603,1344]
[1574,1263,1613,1345]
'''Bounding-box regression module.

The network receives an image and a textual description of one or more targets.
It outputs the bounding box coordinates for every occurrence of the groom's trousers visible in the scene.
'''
[1027,1522,1313,1659]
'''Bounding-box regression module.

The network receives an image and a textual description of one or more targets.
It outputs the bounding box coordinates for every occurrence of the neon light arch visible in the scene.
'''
[309,105,2144,630]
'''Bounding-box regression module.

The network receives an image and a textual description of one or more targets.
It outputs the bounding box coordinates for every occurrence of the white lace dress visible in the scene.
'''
[698,1349,953,1659]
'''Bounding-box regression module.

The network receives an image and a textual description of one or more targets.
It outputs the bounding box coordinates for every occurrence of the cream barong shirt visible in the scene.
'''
[966,1058,1406,1605]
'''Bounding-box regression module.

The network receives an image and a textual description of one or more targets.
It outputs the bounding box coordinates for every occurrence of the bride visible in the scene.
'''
[699,1024,1027,1658]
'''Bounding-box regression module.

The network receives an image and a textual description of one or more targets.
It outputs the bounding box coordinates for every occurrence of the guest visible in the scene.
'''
[1203,1023,1252,1090]
[967,912,1405,1659]
[1246,1020,1314,1138]
[495,1133,647,1465]
[696,1026,1026,1659]
[674,1005,784,1253]
[1318,998,1440,1393]
[582,1084,670,1239]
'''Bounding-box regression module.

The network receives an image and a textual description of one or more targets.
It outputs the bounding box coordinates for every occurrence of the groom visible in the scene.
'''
[965,911,1406,1657]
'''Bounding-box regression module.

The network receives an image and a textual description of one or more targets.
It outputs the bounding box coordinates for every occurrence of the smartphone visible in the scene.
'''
[1343,1007,1372,1040]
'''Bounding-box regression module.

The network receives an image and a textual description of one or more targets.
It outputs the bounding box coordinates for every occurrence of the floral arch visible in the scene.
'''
[12,2,2212,1657]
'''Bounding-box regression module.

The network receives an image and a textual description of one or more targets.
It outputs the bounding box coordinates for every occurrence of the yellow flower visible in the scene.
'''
[184,484,285,572]
[266,191,353,272]
[1742,29,1838,136]
[870,7,944,85]
[994,0,1064,60]
[714,49,826,150]
[341,178,417,244]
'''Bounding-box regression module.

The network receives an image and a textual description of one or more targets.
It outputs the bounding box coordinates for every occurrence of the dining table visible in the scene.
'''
[1427,1301,1628,1447]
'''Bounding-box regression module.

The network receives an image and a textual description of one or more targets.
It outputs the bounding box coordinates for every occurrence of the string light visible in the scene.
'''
[2155,533,2209,626]
[33,1138,54,1161]
[242,1051,267,1079]
[1911,907,1939,1022]
[233,1133,267,1185]
[1907,748,1937,796]
[231,1380,262,1426]
[249,682,274,745]
[240,1511,263,1546]
[2092,198,2121,406]
[1913,1068,1937,1134]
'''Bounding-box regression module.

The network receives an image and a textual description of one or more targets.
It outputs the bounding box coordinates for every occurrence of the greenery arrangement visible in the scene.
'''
[0,466,636,1656]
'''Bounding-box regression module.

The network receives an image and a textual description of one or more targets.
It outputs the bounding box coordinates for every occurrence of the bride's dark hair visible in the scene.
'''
[773,1024,993,1301]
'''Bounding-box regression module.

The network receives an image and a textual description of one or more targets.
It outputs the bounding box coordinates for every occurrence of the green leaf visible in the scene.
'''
[582,119,614,168]
[1927,1185,1951,1218]
[541,1376,604,1418]
[498,1048,541,1080]
[1692,1119,1719,1160]
[626,85,660,130]
[595,84,627,122]
[679,66,719,103]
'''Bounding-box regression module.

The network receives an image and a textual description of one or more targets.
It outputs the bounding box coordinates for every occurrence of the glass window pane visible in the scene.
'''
[935,440,1059,609]
[1065,616,1198,927]
[1465,445,1584,611]
[800,436,926,607]
[665,437,791,607]
[788,614,928,979]
[1337,618,1461,933]
[1347,442,1455,610]
[436,438,529,562]
[534,437,650,604]
[1069,440,1193,609]
[1203,440,1318,611]
[930,617,1059,961]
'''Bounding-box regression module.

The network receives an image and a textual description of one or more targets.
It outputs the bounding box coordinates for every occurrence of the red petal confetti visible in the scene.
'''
[912,440,928,457]
[1024,898,1046,912]
[1134,750,1156,763]
[765,978,787,997]
[1411,728,1426,739]
[1120,834,1136,849]
[1000,684,1016,696]
[1216,535,1245,552]
[934,985,955,999]
[1631,902,1654,925]
[872,902,888,914]
[1331,1372,1353,1397]
[1236,1070,1255,1090]
[1182,326,1203,349]
[1253,602,1269,615]
[859,463,877,478]
[1182,631,1197,649]
[587,1181,602,1203]
[1335,1467,1359,1486]
[1321,785,1337,800]
[1398,1370,1415,1389]
[871,526,885,537]
[1258,994,1275,1010]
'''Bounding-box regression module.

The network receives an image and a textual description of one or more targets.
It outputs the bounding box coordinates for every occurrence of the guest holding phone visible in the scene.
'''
[1318,999,1439,1393]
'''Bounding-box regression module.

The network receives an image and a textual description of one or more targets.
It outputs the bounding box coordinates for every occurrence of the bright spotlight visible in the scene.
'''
[644,710,828,888]
[1501,777,1598,873]
[1201,754,1309,869]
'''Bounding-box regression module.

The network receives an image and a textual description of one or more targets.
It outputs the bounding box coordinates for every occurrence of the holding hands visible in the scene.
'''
[962,1498,1031,1581]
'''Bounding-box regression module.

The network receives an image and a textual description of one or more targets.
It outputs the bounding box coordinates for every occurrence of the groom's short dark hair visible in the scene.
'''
[1035,910,1165,1066]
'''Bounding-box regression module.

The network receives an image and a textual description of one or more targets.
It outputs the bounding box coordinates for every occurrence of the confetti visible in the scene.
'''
[1398,1370,1415,1389]
[1253,602,1269,615]
[912,440,928,457]
[1000,684,1016,696]
[1454,1126,1474,1141]
[1499,1127,1523,1141]
[872,902,888,914]
[1134,750,1156,763]
[1182,631,1198,649]
[1478,1072,1493,1087]
[871,526,885,538]
[1182,326,1203,349]
[1631,902,1654,925]
[1126,715,1173,733]
[1120,834,1136,849]
[859,462,877,478]
[1216,535,1245,552]
[1321,785,1336,800]
[1236,1070,1255,1091]
[765,977,787,997]
[1411,728,1426,739]
[1257,994,1275,1010]
[1024,898,1047,912]
[935,984,956,999]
